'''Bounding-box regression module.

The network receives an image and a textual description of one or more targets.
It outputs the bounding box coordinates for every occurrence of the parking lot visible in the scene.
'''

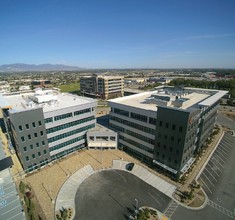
[75,170,172,220]
[172,132,235,220]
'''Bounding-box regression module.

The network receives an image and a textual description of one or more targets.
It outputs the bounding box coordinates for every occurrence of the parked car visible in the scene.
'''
[126,163,134,171]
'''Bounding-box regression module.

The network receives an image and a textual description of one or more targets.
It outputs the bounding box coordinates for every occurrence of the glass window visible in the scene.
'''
[54,112,72,121]
[34,133,38,138]
[32,122,36,127]
[19,125,23,131]
[130,112,147,122]
[74,108,90,116]
[28,134,31,140]
[36,143,39,148]
[43,150,47,154]
[30,144,33,150]
[40,131,43,136]
[179,126,183,132]
[23,146,27,152]
[26,124,29,129]
[42,140,45,145]
[26,156,29,161]
[38,152,41,157]
[21,136,25,142]
[38,121,42,126]
[32,154,35,159]
[172,124,176,130]
[45,117,53,123]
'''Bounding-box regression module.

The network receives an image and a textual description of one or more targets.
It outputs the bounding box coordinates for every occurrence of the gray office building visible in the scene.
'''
[108,86,227,178]
[0,88,96,172]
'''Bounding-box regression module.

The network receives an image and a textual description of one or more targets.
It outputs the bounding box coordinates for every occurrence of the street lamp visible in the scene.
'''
[135,198,138,218]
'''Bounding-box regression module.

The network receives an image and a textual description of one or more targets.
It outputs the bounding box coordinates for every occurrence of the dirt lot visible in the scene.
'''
[19,149,140,220]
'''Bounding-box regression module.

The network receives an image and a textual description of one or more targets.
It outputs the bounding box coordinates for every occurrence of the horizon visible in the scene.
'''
[1,0,235,68]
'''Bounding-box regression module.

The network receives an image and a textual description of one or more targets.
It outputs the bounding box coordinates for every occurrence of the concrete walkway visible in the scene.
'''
[55,165,94,218]
[112,160,177,198]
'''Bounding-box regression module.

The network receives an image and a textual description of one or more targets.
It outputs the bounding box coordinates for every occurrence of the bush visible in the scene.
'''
[19,181,25,194]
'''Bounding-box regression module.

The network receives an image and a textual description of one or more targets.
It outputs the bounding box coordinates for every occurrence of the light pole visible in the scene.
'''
[135,198,138,218]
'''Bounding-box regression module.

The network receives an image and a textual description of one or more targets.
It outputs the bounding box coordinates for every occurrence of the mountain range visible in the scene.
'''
[0,63,82,72]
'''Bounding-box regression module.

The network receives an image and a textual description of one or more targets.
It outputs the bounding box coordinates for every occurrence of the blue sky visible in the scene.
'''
[0,0,235,68]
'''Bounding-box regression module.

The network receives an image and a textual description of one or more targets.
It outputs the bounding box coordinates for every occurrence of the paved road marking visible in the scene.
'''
[206,163,220,177]
[204,167,217,182]
[215,149,227,160]
[219,143,231,152]
[213,152,225,164]
[1,204,21,216]
[201,172,215,187]
[217,146,229,156]
[207,200,235,219]
[211,156,224,168]
[208,160,222,172]
[199,177,212,194]
[164,200,179,218]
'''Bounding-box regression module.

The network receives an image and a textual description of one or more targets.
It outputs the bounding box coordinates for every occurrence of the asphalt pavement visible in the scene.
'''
[75,170,171,220]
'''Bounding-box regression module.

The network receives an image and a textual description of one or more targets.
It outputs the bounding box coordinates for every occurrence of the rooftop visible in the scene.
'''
[109,86,228,111]
[0,89,96,113]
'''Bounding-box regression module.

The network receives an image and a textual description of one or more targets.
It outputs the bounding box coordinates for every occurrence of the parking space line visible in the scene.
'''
[201,172,215,187]
[211,156,224,168]
[204,167,217,182]
[213,154,225,164]
[214,149,227,160]
[199,177,212,194]
[219,143,231,152]
[216,146,229,156]
[220,144,232,152]
[222,140,234,147]
[1,204,21,216]
[207,161,222,173]
[206,163,220,177]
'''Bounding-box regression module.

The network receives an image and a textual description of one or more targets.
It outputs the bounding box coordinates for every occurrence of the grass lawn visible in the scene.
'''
[58,83,80,93]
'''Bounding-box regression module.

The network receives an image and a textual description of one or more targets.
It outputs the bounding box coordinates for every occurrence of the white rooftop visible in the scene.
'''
[1,89,96,113]
[109,86,228,111]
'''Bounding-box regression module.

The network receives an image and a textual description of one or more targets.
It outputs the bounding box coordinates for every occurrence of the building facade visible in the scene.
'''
[80,74,124,100]
[108,86,227,178]
[0,89,97,172]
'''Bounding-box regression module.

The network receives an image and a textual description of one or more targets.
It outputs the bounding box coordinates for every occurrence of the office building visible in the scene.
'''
[80,74,124,100]
[0,88,96,172]
[108,86,227,178]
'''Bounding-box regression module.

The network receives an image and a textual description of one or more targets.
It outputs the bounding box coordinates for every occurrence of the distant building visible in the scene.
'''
[19,85,31,91]
[80,74,124,100]
[148,77,172,84]
[31,80,52,88]
[0,88,97,172]
[0,81,11,93]
[108,86,227,178]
